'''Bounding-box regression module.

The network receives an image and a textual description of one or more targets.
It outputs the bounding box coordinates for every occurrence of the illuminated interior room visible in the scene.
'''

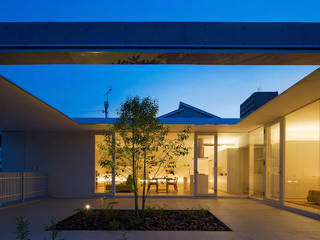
[284,100,320,214]
[217,133,249,196]
[195,135,215,195]
[248,127,264,199]
[266,122,280,201]
[95,132,194,196]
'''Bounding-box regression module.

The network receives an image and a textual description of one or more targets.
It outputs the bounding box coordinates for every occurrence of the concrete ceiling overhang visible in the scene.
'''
[0,76,80,131]
[1,22,320,65]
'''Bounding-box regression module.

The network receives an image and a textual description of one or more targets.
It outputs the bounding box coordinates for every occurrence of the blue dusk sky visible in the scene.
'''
[0,65,318,118]
[0,1,319,118]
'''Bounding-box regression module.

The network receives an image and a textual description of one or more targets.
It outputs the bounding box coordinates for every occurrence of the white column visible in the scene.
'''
[194,133,198,196]
[112,133,116,196]
[279,118,286,205]
[214,134,218,196]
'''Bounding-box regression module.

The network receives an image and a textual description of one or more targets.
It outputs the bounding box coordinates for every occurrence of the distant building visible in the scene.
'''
[240,92,278,118]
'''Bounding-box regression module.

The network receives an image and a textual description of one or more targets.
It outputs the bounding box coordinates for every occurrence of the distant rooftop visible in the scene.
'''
[72,117,240,125]
[159,102,221,119]
[73,102,239,125]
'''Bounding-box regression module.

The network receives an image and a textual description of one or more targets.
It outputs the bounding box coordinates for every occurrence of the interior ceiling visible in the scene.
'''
[2,52,320,65]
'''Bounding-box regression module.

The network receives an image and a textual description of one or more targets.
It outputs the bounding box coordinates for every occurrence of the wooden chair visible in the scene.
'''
[147,178,158,193]
[166,177,178,192]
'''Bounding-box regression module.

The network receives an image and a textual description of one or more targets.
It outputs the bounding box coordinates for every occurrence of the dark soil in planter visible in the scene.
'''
[52,209,231,231]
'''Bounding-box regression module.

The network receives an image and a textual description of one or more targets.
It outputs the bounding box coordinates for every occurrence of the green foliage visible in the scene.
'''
[198,206,209,217]
[106,182,133,192]
[145,205,156,214]
[118,214,141,229]
[72,208,86,215]
[108,219,120,230]
[182,209,195,217]
[98,96,190,216]
[15,216,30,240]
[72,207,99,219]
[100,197,118,210]
[44,217,64,240]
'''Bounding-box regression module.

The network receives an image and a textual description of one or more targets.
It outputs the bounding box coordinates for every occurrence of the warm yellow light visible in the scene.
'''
[85,204,90,210]
[218,138,235,145]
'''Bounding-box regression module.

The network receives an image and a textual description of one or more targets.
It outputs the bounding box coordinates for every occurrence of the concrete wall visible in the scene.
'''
[2,132,25,171]
[2,131,95,198]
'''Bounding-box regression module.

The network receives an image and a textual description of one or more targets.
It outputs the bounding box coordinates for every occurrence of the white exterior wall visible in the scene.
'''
[2,131,95,198]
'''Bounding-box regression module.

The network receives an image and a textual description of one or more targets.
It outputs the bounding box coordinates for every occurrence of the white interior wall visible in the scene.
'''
[285,141,320,199]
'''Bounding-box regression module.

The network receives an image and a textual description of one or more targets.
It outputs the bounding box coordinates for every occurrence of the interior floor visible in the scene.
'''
[285,200,320,214]
[96,183,249,197]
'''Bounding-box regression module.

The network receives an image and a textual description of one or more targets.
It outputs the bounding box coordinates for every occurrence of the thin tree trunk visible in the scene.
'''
[132,129,139,217]
[142,151,147,216]
[131,124,139,217]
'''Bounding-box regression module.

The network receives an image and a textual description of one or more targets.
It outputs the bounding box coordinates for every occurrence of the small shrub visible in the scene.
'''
[198,206,209,217]
[44,217,64,240]
[86,210,100,219]
[100,197,118,210]
[108,219,120,230]
[183,209,194,217]
[145,205,156,214]
[15,216,31,240]
[119,214,141,229]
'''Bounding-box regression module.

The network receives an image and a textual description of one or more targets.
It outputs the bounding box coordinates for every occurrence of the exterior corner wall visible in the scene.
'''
[2,131,25,171]
[2,131,95,198]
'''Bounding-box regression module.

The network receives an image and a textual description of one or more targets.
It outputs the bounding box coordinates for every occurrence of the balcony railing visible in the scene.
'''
[0,172,48,206]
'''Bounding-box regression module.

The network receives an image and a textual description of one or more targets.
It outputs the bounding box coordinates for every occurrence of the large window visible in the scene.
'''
[114,132,194,196]
[95,132,194,196]
[249,127,264,199]
[217,133,249,196]
[284,100,320,214]
[266,122,280,200]
[95,134,112,194]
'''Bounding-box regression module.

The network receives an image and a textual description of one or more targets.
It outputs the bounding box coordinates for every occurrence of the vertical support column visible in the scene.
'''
[194,133,198,196]
[112,133,116,196]
[214,134,218,196]
[21,172,24,202]
[279,118,286,205]
[22,132,26,202]
[92,133,96,195]
[263,127,267,200]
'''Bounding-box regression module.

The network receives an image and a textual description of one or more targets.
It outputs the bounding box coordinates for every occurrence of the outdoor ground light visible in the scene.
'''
[85,204,90,210]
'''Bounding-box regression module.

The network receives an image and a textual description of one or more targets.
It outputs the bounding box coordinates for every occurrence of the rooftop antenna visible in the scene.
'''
[257,80,261,92]
[103,87,112,118]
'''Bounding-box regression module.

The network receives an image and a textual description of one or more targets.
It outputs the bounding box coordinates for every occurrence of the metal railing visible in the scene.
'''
[0,172,48,206]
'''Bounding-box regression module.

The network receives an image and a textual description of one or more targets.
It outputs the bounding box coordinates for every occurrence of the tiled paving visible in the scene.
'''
[0,198,319,240]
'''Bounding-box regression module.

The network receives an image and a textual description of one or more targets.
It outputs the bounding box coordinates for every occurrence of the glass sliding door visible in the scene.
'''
[144,132,194,196]
[95,134,113,194]
[113,132,195,196]
[249,127,264,199]
[217,133,249,196]
[194,134,216,196]
[266,123,280,201]
[284,100,320,214]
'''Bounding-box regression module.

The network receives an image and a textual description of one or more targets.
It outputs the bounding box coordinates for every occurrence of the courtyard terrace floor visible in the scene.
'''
[0,198,319,240]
